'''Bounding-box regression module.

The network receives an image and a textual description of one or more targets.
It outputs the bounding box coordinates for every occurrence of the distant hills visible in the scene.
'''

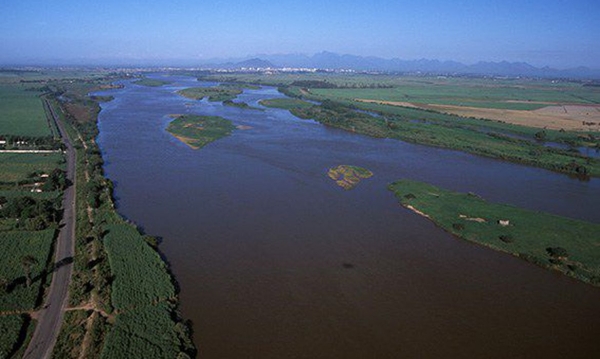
[210,51,600,79]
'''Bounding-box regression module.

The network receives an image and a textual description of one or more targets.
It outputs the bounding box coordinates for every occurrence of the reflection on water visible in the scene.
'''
[96,75,600,359]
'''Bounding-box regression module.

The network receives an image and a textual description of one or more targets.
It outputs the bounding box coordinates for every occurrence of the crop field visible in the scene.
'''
[0,314,28,358]
[101,302,187,359]
[0,229,55,311]
[103,223,175,310]
[0,153,64,183]
[0,84,52,137]
[389,180,600,286]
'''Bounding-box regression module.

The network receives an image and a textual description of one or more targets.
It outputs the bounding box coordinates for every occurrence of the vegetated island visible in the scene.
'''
[177,86,243,102]
[259,98,314,110]
[328,165,373,190]
[388,179,600,286]
[167,115,235,149]
[133,78,172,87]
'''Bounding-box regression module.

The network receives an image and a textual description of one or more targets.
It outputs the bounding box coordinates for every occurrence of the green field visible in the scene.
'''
[104,224,175,310]
[389,179,600,286]
[166,115,235,149]
[133,78,172,87]
[0,229,56,311]
[0,153,64,183]
[177,86,243,102]
[0,315,29,358]
[101,302,192,359]
[0,84,52,137]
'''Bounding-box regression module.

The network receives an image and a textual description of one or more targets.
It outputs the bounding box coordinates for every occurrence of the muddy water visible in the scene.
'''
[96,75,600,358]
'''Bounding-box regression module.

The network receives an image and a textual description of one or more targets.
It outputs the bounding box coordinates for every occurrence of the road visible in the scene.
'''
[23,100,76,359]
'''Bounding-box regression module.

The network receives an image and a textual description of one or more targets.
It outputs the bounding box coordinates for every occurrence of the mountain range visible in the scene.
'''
[207,51,600,79]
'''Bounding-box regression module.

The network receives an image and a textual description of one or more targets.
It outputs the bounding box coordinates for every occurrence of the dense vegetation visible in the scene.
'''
[389,179,600,286]
[259,98,313,110]
[133,78,172,87]
[47,78,196,358]
[177,86,243,102]
[166,115,235,149]
[265,97,599,177]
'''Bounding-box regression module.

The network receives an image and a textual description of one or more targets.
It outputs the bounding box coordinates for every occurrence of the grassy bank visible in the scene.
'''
[388,179,600,286]
[167,115,235,149]
[265,97,598,177]
[44,76,195,358]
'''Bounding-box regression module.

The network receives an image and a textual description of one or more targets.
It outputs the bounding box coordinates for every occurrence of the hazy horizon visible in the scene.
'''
[1,0,599,69]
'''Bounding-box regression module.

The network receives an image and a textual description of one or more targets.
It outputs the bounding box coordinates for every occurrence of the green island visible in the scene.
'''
[166,115,235,149]
[223,99,262,110]
[388,179,600,286]
[327,165,373,190]
[177,86,243,102]
[0,70,195,358]
[132,78,172,87]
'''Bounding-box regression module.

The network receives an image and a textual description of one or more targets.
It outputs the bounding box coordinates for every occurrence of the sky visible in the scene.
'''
[1,0,599,68]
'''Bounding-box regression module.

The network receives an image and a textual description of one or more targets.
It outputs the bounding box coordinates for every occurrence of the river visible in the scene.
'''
[96,75,600,358]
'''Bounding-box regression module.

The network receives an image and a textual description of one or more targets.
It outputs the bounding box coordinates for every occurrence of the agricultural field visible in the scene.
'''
[388,179,600,286]
[0,152,64,183]
[0,229,56,311]
[166,115,235,149]
[0,84,52,137]
[0,314,30,358]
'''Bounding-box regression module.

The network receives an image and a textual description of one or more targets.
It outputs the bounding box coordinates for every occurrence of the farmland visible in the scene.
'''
[0,84,52,137]
[388,179,600,286]
[0,152,64,183]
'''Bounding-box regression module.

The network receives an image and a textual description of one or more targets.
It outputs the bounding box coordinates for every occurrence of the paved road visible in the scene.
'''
[23,100,76,359]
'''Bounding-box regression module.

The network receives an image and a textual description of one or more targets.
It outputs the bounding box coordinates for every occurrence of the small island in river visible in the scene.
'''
[328,165,373,190]
[388,179,600,286]
[166,115,235,149]
[133,78,172,87]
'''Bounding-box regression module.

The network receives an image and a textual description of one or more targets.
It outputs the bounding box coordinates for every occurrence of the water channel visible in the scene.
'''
[96,75,600,358]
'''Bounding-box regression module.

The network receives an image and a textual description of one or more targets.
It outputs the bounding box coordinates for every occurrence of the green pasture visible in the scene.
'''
[0,229,55,311]
[0,84,51,137]
[0,153,64,183]
[389,180,600,286]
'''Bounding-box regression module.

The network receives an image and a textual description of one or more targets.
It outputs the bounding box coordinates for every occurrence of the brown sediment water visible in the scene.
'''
[96,75,600,359]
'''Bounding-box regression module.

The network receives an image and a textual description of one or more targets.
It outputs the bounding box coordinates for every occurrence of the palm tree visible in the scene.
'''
[21,255,38,287]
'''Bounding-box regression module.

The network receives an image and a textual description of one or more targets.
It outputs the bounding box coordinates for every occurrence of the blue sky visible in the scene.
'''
[1,0,598,68]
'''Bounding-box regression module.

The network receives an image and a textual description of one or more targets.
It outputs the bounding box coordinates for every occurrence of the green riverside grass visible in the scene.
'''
[388,179,600,286]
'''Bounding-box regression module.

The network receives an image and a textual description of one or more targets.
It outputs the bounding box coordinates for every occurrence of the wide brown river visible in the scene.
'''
[96,75,600,358]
